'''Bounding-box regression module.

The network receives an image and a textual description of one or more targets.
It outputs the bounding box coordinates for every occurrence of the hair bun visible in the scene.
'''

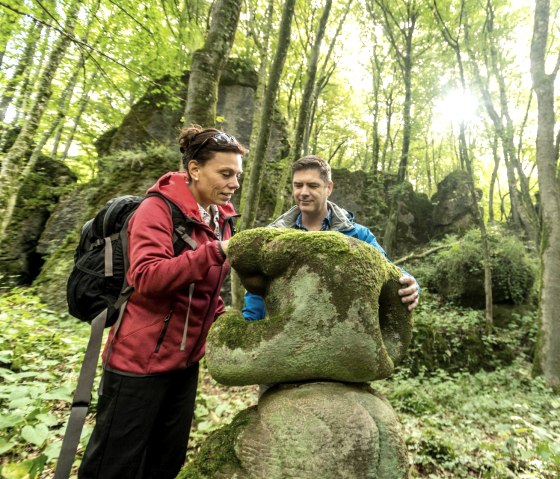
[178,124,204,151]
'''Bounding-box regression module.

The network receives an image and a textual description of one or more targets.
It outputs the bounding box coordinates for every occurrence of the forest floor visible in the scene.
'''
[0,288,558,478]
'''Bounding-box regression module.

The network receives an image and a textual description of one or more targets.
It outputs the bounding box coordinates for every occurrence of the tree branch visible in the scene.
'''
[394,244,450,265]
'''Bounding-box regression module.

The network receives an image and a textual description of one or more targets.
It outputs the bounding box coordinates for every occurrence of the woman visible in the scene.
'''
[79,125,247,479]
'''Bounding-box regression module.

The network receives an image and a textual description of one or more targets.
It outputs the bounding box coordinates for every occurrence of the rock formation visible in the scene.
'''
[181,229,413,479]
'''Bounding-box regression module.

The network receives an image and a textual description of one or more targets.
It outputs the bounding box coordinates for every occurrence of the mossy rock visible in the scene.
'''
[34,146,179,310]
[180,382,408,479]
[419,227,537,309]
[0,156,77,286]
[206,228,413,385]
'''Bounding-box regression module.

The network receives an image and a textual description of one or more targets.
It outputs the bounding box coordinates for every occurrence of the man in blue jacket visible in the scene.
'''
[243,155,420,320]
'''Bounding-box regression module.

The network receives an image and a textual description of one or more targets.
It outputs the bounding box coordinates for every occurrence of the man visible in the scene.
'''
[242,155,419,320]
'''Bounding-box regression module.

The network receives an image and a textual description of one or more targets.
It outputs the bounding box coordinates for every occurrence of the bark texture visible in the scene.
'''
[183,0,243,127]
[238,0,297,231]
[530,0,560,390]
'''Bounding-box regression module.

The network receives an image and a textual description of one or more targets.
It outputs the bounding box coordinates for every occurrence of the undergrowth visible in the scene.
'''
[0,288,557,478]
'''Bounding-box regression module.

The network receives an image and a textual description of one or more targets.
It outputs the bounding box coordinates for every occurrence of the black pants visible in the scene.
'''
[78,363,199,479]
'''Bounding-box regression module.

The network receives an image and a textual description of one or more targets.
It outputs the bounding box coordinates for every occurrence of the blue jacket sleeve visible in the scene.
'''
[352,224,420,294]
[242,292,267,320]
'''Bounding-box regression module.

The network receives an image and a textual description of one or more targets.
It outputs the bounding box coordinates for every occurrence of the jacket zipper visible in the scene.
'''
[180,283,195,351]
[154,306,174,353]
[185,216,234,362]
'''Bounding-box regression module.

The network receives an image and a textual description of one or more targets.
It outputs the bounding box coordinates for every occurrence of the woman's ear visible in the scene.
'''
[188,160,200,182]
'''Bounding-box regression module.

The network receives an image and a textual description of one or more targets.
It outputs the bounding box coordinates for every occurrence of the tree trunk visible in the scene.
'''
[0,0,80,244]
[238,0,297,231]
[291,0,332,162]
[433,0,493,326]
[183,0,243,127]
[0,22,42,123]
[488,133,500,224]
[60,71,98,164]
[370,0,419,256]
[530,0,560,391]
[231,0,275,310]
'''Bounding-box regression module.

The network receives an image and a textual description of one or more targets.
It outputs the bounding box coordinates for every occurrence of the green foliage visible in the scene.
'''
[0,289,93,478]
[0,288,256,478]
[417,227,538,308]
[377,364,560,478]
[401,292,537,375]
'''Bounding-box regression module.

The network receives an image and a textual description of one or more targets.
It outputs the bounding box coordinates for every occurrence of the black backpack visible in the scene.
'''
[66,193,196,327]
[55,192,197,479]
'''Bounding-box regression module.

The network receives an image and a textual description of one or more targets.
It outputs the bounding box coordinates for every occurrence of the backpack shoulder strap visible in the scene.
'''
[145,192,198,253]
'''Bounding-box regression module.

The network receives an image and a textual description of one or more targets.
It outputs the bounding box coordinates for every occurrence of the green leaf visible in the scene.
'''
[42,384,74,401]
[35,413,60,427]
[0,437,17,455]
[0,414,25,429]
[21,424,49,447]
[8,397,33,409]
[0,455,47,479]
[0,461,30,479]
[43,441,62,461]
[0,350,13,364]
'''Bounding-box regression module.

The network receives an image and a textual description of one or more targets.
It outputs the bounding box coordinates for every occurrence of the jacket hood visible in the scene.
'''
[269,200,354,232]
[147,171,238,219]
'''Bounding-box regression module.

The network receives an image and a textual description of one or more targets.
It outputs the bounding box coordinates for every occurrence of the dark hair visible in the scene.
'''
[292,155,331,183]
[178,124,247,169]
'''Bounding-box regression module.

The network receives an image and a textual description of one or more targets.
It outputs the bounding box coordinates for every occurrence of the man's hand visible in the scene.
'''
[398,276,419,311]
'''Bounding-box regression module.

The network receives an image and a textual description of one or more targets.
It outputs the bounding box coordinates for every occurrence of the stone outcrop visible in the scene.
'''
[0,156,76,286]
[32,62,289,307]
[431,169,480,238]
[181,229,412,479]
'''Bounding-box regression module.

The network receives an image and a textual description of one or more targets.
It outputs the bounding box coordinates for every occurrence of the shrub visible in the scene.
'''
[418,226,537,308]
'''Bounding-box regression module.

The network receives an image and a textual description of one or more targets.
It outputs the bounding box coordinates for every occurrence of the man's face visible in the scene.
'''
[292,168,333,217]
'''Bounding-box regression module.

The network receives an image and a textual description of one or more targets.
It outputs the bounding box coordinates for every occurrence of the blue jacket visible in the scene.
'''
[242,201,417,320]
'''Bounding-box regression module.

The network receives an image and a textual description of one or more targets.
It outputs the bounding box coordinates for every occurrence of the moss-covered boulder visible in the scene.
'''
[206,228,413,385]
[418,227,537,309]
[180,382,408,479]
[0,156,77,286]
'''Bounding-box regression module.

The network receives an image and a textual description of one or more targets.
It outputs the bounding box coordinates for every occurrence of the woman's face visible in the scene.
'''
[188,152,243,208]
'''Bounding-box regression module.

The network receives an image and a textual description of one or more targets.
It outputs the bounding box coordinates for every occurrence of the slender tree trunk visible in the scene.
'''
[0,22,42,123]
[231,0,274,310]
[488,133,500,224]
[238,0,297,231]
[0,0,80,244]
[433,0,493,326]
[304,0,352,156]
[291,0,332,162]
[370,0,419,256]
[465,3,539,243]
[238,0,274,214]
[60,71,98,163]
[530,0,560,390]
[183,0,243,127]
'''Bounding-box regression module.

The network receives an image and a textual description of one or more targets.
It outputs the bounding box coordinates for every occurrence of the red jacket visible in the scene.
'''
[102,172,236,375]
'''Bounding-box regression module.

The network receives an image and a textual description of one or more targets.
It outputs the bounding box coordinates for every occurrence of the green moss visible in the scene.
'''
[211,309,290,350]
[178,407,256,478]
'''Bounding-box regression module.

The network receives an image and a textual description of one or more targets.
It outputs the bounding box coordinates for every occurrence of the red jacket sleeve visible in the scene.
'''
[126,196,226,297]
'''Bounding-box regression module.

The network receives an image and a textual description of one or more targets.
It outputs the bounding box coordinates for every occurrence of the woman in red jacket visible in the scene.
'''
[79,125,247,479]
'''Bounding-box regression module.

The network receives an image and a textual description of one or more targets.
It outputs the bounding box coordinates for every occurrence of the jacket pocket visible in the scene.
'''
[154,307,174,353]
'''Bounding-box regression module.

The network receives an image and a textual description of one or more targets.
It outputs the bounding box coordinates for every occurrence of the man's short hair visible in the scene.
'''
[292,155,332,183]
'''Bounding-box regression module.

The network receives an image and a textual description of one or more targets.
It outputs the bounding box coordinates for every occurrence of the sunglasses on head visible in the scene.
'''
[189,132,238,159]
